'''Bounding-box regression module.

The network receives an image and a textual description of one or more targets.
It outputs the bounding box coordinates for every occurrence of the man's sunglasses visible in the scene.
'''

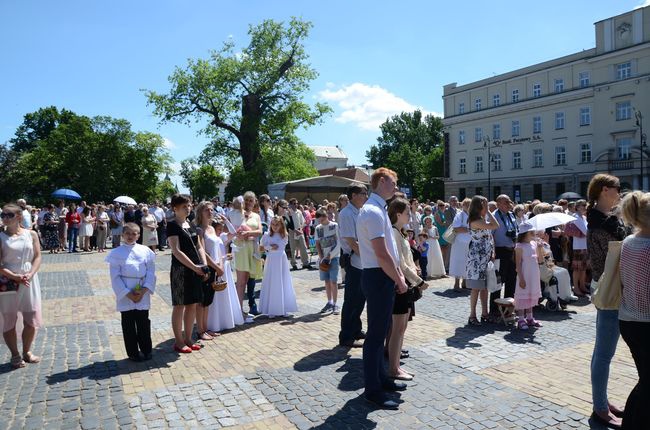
[0,212,16,219]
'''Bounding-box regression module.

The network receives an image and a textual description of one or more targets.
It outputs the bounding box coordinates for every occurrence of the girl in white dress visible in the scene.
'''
[422,216,446,278]
[449,198,472,290]
[259,217,297,318]
[206,216,244,332]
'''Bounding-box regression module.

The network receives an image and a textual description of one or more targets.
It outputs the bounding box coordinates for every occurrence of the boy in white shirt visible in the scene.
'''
[315,208,341,314]
[105,223,156,362]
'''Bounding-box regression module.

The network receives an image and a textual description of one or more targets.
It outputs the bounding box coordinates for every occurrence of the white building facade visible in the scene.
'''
[442,6,650,202]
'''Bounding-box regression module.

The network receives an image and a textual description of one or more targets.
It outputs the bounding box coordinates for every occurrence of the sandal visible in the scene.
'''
[206,330,221,337]
[468,317,482,326]
[23,352,41,364]
[526,319,543,328]
[11,355,25,369]
[198,332,213,341]
[173,344,192,353]
[517,319,529,330]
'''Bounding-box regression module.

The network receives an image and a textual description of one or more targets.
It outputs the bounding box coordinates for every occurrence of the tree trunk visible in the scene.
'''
[239,94,262,169]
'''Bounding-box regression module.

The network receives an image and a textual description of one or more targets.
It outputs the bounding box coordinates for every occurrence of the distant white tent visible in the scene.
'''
[267,175,368,202]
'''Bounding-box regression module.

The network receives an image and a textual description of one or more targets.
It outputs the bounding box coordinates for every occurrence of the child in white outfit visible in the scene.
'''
[106,222,156,361]
[259,216,297,318]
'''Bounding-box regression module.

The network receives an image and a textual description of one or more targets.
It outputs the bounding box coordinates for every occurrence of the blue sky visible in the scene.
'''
[1,0,647,191]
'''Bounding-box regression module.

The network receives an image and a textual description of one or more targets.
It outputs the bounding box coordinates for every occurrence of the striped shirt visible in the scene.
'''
[619,235,650,322]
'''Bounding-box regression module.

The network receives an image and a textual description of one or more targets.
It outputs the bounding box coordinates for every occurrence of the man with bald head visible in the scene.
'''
[490,194,518,318]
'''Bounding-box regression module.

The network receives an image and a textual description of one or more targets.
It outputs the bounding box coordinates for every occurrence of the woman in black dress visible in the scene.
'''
[167,194,210,353]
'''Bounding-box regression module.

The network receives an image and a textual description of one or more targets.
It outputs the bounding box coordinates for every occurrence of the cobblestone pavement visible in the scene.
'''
[0,250,637,429]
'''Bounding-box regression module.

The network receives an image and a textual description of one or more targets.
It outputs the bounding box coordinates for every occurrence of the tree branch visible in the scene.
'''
[189,96,241,139]
[238,80,252,93]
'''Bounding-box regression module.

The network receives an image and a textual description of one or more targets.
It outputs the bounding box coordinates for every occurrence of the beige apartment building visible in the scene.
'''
[442,5,650,202]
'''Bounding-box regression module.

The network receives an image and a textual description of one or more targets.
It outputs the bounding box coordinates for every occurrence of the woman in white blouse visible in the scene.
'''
[448,198,471,290]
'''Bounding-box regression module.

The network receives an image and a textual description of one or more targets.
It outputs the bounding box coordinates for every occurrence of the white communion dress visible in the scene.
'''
[258,232,297,317]
[205,231,244,332]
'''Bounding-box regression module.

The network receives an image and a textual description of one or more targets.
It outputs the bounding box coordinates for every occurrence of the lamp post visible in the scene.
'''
[635,110,648,191]
[483,136,502,200]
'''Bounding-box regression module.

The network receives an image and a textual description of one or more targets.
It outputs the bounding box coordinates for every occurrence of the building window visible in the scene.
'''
[533,116,542,133]
[580,107,591,126]
[511,120,520,137]
[459,187,466,200]
[475,128,483,142]
[459,103,465,114]
[556,182,566,197]
[616,101,632,121]
[492,154,501,171]
[493,94,500,107]
[475,156,484,173]
[513,184,521,202]
[580,143,592,163]
[533,184,543,200]
[459,130,465,145]
[555,146,566,165]
[493,124,501,140]
[512,151,521,169]
[475,98,482,111]
[617,61,632,80]
[533,149,543,167]
[475,187,483,196]
[533,83,541,97]
[617,137,632,160]
[511,89,519,103]
[459,158,466,174]
[493,186,501,198]
[554,79,564,93]
[555,112,565,130]
[579,71,590,88]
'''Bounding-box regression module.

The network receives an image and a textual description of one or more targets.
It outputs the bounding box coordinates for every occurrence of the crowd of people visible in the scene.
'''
[1,170,648,426]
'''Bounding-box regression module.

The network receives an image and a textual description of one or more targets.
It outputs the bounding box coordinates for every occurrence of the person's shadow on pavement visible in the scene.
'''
[46,338,180,384]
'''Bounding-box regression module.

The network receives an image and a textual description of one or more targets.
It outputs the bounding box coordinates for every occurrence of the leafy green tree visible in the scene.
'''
[366,110,445,200]
[155,177,178,202]
[145,17,330,194]
[7,107,172,205]
[179,157,225,200]
[225,143,317,200]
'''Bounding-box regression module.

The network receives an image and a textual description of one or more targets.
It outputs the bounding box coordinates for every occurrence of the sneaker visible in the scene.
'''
[332,305,340,315]
[244,315,255,324]
[249,304,260,316]
[320,303,333,314]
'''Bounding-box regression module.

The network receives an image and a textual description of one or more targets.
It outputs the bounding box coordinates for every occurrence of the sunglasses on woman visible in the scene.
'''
[0,212,16,219]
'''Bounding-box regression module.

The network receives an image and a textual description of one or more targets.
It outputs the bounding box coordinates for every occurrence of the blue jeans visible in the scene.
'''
[361,268,396,397]
[591,309,620,411]
[339,265,365,344]
[68,227,79,252]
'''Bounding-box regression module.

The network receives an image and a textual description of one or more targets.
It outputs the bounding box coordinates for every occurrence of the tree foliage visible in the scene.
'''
[366,110,445,201]
[2,106,172,205]
[179,157,225,201]
[145,17,330,194]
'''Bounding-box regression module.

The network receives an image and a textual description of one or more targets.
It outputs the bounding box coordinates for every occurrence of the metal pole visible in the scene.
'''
[484,136,491,200]
[637,111,644,190]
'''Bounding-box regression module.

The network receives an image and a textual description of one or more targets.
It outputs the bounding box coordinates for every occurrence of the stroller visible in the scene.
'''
[539,255,573,311]
[540,276,569,311]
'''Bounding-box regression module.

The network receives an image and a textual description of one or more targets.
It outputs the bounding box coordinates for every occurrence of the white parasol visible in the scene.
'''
[113,195,137,206]
[528,212,576,231]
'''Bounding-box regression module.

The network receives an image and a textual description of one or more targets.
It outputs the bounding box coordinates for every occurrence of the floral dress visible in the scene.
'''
[465,227,494,281]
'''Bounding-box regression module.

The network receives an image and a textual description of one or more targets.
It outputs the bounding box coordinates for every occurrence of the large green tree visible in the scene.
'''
[5,106,172,205]
[179,157,225,200]
[145,17,330,195]
[366,110,445,200]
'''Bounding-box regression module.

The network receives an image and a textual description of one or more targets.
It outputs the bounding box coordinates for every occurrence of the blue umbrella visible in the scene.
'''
[51,188,81,200]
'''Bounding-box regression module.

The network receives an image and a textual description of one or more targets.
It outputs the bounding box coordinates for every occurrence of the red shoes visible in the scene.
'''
[173,345,192,353]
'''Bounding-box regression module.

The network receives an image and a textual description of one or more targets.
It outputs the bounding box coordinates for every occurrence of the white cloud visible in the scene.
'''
[162,137,176,149]
[318,83,441,131]
[636,0,650,8]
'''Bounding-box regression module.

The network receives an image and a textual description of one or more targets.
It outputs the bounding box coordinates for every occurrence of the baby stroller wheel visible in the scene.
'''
[545,300,558,311]
[559,298,568,310]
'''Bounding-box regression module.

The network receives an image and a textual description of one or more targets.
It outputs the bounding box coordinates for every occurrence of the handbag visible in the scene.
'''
[443,227,456,244]
[591,241,622,310]
[486,261,500,293]
[211,273,227,292]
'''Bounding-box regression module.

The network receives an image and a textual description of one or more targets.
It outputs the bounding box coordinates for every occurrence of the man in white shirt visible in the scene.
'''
[357,168,408,409]
[17,199,32,230]
[151,201,167,251]
[285,198,312,270]
[338,185,368,348]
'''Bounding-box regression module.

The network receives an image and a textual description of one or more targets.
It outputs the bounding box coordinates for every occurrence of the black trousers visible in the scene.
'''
[619,320,650,429]
[156,223,167,250]
[490,247,516,314]
[361,268,395,397]
[121,310,152,358]
[247,277,257,308]
[339,265,366,344]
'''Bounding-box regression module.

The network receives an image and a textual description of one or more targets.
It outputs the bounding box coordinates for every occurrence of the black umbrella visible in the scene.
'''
[557,192,582,201]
